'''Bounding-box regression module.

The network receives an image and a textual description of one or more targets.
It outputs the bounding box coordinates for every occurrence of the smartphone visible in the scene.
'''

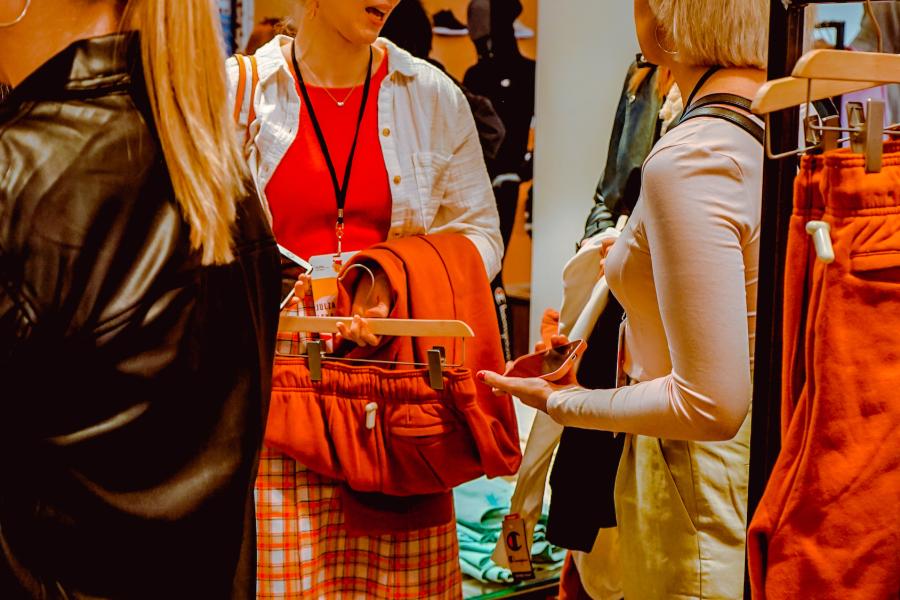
[279,244,313,310]
[503,339,587,382]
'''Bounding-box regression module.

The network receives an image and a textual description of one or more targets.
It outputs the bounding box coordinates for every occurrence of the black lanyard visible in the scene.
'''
[684,65,722,111]
[291,42,374,254]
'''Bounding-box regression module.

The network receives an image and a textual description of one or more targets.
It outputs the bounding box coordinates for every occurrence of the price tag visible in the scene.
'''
[309,252,358,317]
[501,514,534,581]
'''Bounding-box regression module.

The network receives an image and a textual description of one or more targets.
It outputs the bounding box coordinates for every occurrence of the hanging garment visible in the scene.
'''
[748,144,900,600]
[778,155,825,437]
[265,234,520,536]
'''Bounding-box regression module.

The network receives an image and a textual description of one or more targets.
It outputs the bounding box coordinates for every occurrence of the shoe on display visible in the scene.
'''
[513,19,535,39]
[433,9,469,36]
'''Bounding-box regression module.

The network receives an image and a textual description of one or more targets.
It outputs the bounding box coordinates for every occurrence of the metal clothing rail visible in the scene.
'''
[746,1,882,596]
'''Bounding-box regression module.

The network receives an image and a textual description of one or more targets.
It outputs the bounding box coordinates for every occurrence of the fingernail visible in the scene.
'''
[476,371,486,382]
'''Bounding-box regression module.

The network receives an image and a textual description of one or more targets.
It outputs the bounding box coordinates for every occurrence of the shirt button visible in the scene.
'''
[382,128,391,137]
[393,175,401,185]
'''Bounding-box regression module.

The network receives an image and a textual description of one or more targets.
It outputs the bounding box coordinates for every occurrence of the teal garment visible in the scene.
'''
[454,477,567,584]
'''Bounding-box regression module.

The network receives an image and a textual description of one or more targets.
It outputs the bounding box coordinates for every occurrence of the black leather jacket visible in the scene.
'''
[0,33,281,599]
[580,58,670,245]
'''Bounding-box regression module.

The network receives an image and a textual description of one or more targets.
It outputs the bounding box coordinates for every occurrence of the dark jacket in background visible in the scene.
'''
[547,59,672,552]
[580,58,669,246]
[0,33,281,599]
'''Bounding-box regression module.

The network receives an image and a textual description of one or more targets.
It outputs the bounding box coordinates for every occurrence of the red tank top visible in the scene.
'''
[266,56,392,260]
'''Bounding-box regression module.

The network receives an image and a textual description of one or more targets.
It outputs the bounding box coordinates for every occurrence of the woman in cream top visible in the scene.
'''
[482,0,768,597]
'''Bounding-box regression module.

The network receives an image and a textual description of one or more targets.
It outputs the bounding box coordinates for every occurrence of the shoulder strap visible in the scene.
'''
[233,54,248,124]
[232,54,260,145]
[677,93,764,146]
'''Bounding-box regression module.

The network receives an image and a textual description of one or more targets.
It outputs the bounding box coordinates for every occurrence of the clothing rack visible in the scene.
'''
[746,1,872,596]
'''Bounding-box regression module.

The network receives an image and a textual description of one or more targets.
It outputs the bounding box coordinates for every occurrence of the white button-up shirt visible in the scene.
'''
[227,35,503,278]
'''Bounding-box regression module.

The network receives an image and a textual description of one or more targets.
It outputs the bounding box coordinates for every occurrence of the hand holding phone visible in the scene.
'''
[503,339,586,382]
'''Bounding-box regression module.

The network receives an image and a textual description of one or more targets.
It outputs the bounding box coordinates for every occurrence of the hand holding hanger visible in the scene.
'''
[336,264,393,347]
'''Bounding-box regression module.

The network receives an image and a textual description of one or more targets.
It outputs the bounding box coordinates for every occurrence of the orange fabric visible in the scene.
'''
[265,234,520,535]
[266,361,491,495]
[336,233,521,479]
[779,155,825,438]
[540,308,560,348]
[748,144,900,599]
[254,448,462,598]
[557,553,593,600]
[233,54,247,124]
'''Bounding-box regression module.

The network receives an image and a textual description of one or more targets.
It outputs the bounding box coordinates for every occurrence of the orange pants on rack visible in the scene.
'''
[748,146,900,599]
[779,155,825,437]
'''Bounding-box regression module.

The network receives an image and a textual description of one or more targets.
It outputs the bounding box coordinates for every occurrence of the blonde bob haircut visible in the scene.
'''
[649,0,769,69]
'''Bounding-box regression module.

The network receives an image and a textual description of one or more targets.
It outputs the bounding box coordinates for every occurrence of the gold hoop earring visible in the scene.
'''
[0,0,30,28]
[655,23,678,56]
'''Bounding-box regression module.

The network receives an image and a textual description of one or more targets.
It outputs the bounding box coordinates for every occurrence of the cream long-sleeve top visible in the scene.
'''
[547,116,762,441]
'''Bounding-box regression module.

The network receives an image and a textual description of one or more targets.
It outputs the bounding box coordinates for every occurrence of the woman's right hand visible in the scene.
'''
[598,237,617,279]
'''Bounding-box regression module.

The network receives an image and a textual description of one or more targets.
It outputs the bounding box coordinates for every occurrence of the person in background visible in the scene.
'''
[380,0,506,164]
[852,1,900,123]
[379,0,514,359]
[0,0,281,597]
[245,16,288,55]
[227,0,503,596]
[481,0,769,597]
[464,0,534,251]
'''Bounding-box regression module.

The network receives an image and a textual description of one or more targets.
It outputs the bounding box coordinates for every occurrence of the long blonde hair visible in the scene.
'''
[126,0,247,265]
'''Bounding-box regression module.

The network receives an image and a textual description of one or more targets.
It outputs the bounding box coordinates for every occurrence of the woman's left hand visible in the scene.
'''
[477,371,569,414]
[336,266,392,347]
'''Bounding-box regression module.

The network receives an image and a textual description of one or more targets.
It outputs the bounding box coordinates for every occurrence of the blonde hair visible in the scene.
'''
[126,0,247,265]
[649,0,769,69]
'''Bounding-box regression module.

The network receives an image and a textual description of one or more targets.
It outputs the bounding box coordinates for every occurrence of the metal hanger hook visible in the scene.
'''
[338,263,377,307]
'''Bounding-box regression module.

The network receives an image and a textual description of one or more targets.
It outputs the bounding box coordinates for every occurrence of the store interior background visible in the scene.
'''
[249,1,864,435]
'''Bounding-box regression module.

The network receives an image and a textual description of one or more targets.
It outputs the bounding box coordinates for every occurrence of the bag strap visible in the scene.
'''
[676,93,764,146]
[232,54,260,143]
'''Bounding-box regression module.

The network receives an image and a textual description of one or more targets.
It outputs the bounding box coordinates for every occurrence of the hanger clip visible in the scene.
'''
[864,99,884,173]
[821,115,840,151]
[427,348,445,391]
[804,114,823,147]
[847,101,866,154]
[308,340,323,382]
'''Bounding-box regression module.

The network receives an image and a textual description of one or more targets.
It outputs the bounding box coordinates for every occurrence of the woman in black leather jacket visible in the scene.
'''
[0,1,280,598]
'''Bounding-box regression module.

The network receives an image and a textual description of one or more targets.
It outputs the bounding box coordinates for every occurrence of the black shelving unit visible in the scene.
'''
[747,1,876,597]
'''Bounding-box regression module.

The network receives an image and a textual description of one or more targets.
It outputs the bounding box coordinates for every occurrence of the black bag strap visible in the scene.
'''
[677,93,764,146]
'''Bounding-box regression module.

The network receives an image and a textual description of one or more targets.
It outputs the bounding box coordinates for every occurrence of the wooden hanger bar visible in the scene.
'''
[278,316,475,338]
[792,49,900,84]
[752,76,881,114]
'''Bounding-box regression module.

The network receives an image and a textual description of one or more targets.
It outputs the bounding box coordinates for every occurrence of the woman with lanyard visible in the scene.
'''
[227,0,502,597]
[481,0,768,598]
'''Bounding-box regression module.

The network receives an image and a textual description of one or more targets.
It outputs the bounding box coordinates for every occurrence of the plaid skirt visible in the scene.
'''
[255,447,463,599]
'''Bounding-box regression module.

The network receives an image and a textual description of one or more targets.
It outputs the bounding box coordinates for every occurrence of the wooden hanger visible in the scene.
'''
[793,49,900,84]
[753,48,900,168]
[278,316,474,338]
[752,76,881,115]
[277,316,475,390]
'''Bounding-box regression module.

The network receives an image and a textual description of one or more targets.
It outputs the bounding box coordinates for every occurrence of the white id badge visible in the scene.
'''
[308,252,359,318]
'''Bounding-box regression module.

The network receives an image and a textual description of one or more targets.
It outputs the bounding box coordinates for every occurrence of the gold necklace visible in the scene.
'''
[299,55,370,108]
